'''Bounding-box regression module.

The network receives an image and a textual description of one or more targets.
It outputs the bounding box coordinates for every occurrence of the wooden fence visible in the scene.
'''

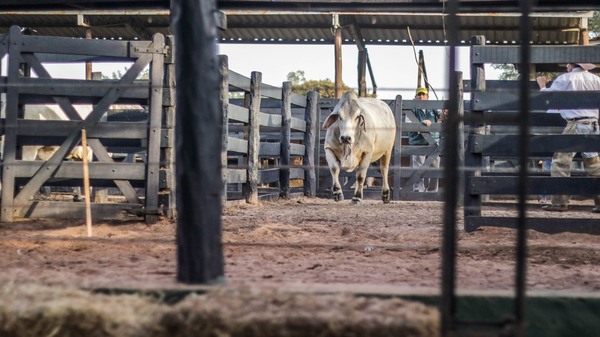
[465,35,600,234]
[219,55,319,203]
[0,26,175,223]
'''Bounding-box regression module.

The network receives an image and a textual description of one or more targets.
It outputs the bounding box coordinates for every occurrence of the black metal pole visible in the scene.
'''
[516,0,532,335]
[440,0,460,336]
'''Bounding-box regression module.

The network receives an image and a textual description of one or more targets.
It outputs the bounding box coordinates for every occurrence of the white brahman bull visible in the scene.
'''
[322,91,396,203]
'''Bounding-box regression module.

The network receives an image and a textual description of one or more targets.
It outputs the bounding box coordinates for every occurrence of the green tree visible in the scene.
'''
[102,66,150,80]
[287,70,349,98]
[287,70,306,85]
[590,11,600,39]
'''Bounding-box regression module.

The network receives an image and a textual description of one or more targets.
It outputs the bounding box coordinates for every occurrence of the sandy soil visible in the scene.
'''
[0,197,598,292]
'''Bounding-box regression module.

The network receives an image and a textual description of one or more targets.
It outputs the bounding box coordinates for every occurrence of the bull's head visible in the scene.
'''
[322,91,366,146]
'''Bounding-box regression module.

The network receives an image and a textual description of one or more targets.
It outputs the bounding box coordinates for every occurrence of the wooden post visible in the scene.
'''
[144,33,166,224]
[172,0,224,284]
[455,72,465,206]
[1,26,22,222]
[464,35,486,226]
[219,55,229,205]
[280,81,292,199]
[334,28,343,99]
[244,71,261,204]
[81,129,93,237]
[392,95,403,201]
[304,91,319,197]
[161,35,177,218]
[85,28,93,80]
[358,50,367,97]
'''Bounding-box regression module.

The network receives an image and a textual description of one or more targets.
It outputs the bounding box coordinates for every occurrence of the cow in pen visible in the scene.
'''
[322,91,396,203]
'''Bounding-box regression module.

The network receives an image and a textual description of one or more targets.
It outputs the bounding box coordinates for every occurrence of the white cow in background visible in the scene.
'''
[322,91,396,203]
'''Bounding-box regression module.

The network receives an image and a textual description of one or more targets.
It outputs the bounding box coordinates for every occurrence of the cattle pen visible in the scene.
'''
[1,1,600,337]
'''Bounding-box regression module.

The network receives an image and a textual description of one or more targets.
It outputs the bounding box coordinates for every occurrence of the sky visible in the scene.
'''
[3,43,501,100]
[218,43,502,100]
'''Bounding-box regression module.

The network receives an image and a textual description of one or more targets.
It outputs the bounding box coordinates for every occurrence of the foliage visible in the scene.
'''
[102,66,150,80]
[590,11,600,39]
[287,70,306,85]
[287,70,349,98]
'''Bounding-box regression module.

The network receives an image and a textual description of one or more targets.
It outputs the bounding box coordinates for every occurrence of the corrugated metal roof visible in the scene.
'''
[219,12,591,46]
[0,11,171,40]
[0,8,592,46]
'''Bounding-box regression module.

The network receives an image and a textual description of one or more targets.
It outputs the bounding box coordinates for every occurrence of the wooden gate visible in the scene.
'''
[465,36,600,233]
[0,26,170,223]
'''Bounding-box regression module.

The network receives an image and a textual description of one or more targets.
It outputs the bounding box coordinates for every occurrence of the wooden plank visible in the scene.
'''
[290,167,304,180]
[259,142,280,157]
[7,161,145,180]
[17,201,143,221]
[401,100,449,110]
[472,91,600,111]
[21,34,147,59]
[259,111,282,128]
[472,44,600,65]
[13,119,148,138]
[259,168,279,184]
[228,104,248,123]
[468,112,565,127]
[227,137,248,154]
[289,143,304,156]
[14,77,149,100]
[471,134,600,156]
[226,169,246,184]
[290,116,306,132]
[468,176,600,195]
[463,79,540,92]
[465,216,600,235]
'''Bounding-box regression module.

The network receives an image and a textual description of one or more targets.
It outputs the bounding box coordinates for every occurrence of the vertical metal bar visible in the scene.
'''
[440,0,460,336]
[392,95,403,201]
[516,0,532,335]
[172,0,224,284]
[219,55,230,205]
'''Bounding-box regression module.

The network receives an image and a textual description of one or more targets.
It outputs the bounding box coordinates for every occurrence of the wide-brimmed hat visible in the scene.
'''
[415,87,428,95]
[575,63,597,71]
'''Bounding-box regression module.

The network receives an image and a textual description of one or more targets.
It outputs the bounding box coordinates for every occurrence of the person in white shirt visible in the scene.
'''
[536,63,600,213]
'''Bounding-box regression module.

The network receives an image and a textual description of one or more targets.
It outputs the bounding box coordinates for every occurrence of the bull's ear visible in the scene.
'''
[322,113,339,129]
[357,114,366,131]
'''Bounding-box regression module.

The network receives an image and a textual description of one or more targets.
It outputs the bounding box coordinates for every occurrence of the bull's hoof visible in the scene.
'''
[351,197,362,204]
[333,192,344,202]
[382,190,390,203]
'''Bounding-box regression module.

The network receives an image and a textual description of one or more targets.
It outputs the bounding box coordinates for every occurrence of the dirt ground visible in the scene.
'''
[0,197,599,292]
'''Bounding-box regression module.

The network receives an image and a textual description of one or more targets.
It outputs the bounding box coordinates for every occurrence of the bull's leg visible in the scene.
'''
[325,149,343,201]
[379,151,393,203]
[352,155,371,204]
